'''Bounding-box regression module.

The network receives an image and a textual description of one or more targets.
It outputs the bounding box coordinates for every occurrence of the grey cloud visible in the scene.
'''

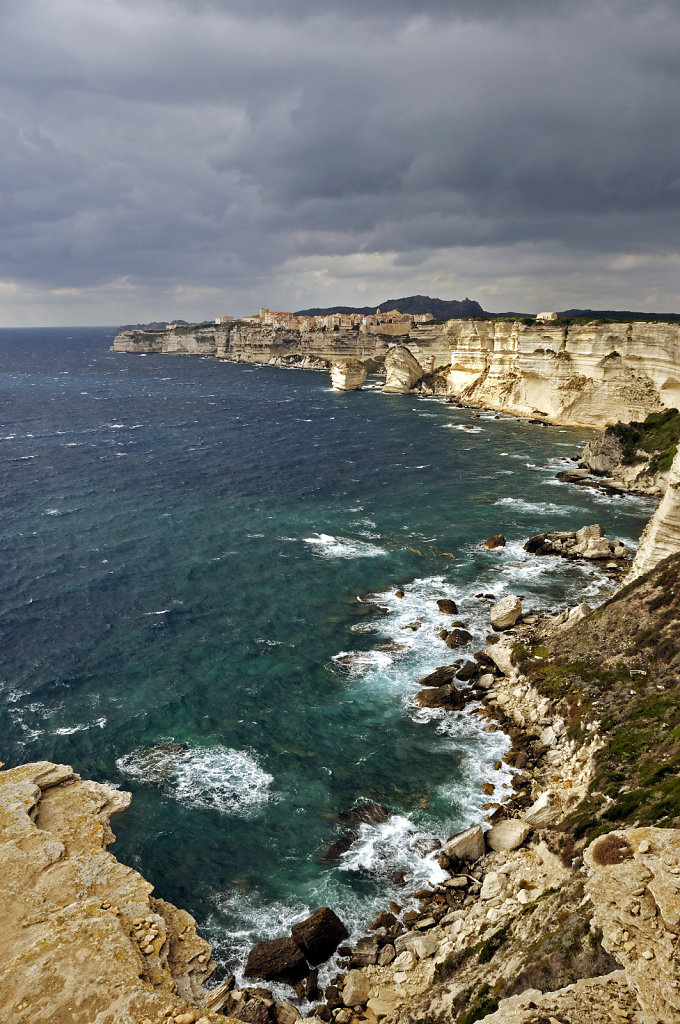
[0,0,679,320]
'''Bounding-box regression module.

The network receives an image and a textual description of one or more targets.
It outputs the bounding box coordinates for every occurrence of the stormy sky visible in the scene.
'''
[1,0,679,325]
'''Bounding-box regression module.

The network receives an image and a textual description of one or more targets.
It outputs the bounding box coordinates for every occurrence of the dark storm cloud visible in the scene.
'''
[1,0,679,318]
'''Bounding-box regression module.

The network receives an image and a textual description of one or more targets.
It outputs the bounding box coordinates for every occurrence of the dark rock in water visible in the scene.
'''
[291,907,349,966]
[456,660,479,681]
[350,937,379,968]
[417,664,458,688]
[445,628,473,649]
[395,589,405,599]
[324,985,343,1011]
[304,969,319,1002]
[315,1005,333,1022]
[375,639,407,653]
[392,871,408,886]
[414,683,468,709]
[401,619,424,631]
[318,830,359,864]
[437,598,458,614]
[438,628,449,640]
[483,534,506,549]
[370,910,397,931]
[333,803,391,827]
[556,468,590,483]
[245,937,308,984]
[412,837,442,857]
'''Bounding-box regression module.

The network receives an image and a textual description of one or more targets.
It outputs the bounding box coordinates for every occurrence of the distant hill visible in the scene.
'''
[294,295,487,319]
[556,308,680,323]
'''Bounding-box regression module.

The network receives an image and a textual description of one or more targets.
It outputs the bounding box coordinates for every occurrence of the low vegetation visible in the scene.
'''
[606,407,680,473]
[515,553,680,841]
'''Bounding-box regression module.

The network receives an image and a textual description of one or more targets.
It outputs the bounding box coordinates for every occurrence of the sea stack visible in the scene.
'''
[382,345,424,393]
[329,358,367,390]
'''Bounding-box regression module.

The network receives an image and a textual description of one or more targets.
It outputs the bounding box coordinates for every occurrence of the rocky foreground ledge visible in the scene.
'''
[0,761,219,1024]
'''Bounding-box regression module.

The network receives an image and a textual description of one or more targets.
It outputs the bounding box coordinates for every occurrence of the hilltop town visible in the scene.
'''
[213,307,436,335]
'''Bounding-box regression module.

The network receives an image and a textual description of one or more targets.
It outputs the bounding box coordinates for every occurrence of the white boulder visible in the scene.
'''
[490,595,522,630]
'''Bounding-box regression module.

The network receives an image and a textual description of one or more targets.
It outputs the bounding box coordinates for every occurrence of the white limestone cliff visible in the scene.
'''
[629,446,680,579]
[113,319,680,429]
[329,358,367,390]
[382,345,424,393]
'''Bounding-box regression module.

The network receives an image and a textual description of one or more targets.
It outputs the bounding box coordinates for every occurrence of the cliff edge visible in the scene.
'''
[0,761,220,1024]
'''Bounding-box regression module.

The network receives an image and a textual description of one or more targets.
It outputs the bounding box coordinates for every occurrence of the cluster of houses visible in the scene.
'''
[213,307,435,334]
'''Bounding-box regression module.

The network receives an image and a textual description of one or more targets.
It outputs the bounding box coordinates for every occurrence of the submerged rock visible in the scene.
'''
[333,803,391,827]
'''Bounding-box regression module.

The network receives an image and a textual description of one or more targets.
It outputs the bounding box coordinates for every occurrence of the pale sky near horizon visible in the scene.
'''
[1,0,679,326]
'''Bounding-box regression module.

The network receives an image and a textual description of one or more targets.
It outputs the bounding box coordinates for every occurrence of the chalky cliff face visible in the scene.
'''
[113,319,680,429]
[0,761,216,1024]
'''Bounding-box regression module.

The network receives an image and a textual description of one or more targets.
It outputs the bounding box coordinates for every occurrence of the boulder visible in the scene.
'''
[245,937,308,984]
[485,641,514,675]
[456,660,479,681]
[377,944,396,967]
[436,598,458,614]
[329,359,367,391]
[275,1003,301,1024]
[234,997,275,1024]
[342,970,370,1007]
[414,684,468,710]
[291,907,349,965]
[522,790,562,828]
[490,595,522,630]
[417,664,457,687]
[367,990,400,1018]
[556,468,591,483]
[580,432,624,476]
[445,628,473,648]
[483,534,506,549]
[382,345,424,393]
[349,936,379,967]
[480,871,503,901]
[443,824,485,863]
[486,819,532,853]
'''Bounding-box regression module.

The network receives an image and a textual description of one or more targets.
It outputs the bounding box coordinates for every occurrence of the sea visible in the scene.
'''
[0,326,656,991]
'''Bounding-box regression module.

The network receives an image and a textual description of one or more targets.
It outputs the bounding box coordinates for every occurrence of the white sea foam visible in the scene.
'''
[332,649,397,674]
[53,716,107,735]
[494,497,577,514]
[442,423,483,433]
[304,534,387,558]
[338,813,447,886]
[117,745,273,816]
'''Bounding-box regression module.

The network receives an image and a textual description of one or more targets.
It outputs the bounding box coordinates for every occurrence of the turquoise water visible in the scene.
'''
[0,328,655,985]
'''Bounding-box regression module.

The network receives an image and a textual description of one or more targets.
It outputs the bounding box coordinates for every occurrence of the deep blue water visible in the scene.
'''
[0,327,656,986]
